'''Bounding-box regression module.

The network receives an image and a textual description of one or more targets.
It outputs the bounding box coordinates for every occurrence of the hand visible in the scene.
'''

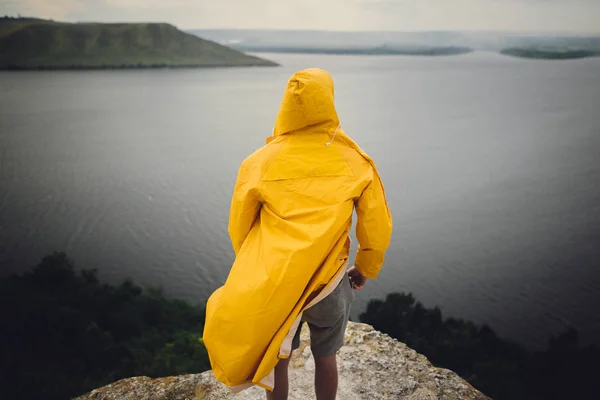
[347,266,367,290]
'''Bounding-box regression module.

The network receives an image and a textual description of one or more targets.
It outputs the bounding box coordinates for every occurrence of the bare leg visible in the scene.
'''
[314,354,338,400]
[266,356,291,400]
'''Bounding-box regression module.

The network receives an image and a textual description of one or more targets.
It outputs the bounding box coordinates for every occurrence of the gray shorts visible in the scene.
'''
[291,274,354,357]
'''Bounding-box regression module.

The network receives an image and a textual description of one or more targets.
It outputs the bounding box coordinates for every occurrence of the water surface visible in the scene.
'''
[1,52,599,348]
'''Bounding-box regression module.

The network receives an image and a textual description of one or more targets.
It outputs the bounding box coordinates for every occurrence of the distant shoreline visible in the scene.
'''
[3,50,598,71]
[500,48,599,60]
[0,63,278,71]
[189,29,600,61]
[220,45,600,60]
[234,46,474,57]
[247,47,599,60]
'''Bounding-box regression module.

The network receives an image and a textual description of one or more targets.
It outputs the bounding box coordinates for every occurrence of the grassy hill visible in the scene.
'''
[0,17,278,69]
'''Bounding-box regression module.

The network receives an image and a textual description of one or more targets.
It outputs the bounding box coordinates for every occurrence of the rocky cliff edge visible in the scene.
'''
[76,322,490,400]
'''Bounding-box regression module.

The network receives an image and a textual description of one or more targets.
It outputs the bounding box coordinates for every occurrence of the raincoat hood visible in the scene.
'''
[269,68,381,173]
[269,68,340,142]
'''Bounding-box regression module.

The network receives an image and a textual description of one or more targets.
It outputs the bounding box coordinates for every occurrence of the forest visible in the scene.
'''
[1,253,597,399]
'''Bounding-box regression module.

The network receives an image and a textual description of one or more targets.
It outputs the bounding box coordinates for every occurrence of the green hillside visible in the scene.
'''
[0,18,278,69]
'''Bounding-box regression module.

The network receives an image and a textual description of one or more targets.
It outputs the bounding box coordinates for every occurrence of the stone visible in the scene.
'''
[75,322,490,400]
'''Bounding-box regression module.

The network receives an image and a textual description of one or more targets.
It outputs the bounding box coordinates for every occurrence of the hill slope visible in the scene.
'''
[0,18,277,69]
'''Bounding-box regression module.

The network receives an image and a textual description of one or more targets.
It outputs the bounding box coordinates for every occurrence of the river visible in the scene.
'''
[1,52,599,349]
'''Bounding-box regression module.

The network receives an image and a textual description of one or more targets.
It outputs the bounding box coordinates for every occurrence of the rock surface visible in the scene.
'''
[76,322,490,400]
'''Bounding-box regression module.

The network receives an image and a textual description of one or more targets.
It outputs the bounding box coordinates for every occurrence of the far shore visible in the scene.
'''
[0,62,279,71]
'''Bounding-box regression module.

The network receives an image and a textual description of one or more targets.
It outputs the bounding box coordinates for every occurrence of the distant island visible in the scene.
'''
[500,48,599,60]
[191,29,600,61]
[0,17,278,70]
[224,45,473,57]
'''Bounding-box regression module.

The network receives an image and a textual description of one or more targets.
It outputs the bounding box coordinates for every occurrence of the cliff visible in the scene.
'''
[75,322,489,400]
[0,18,277,69]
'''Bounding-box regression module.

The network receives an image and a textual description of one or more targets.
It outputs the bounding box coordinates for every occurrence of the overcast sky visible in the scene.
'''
[2,0,599,33]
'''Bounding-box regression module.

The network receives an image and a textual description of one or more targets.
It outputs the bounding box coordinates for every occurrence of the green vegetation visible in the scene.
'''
[361,293,599,400]
[0,17,277,69]
[500,48,599,60]
[2,253,598,399]
[0,253,210,400]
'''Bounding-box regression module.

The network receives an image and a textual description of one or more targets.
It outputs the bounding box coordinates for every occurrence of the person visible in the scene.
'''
[203,68,392,400]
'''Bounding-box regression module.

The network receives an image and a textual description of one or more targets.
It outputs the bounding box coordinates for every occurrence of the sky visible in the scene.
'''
[2,0,599,33]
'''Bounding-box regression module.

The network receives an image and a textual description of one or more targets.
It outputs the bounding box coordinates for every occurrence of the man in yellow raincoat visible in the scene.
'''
[203,68,392,400]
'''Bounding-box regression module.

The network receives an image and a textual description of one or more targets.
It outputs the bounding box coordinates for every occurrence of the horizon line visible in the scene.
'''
[4,16,600,36]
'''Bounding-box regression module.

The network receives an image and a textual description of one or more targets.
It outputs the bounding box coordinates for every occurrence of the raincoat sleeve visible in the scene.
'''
[355,167,392,279]
[228,160,261,256]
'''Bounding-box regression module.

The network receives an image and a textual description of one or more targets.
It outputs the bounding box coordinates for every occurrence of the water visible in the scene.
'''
[1,53,599,349]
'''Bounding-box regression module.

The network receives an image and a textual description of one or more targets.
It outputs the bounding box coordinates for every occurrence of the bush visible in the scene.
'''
[360,292,599,400]
[0,253,210,400]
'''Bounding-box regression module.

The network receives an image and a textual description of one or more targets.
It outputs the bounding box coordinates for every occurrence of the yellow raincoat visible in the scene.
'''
[203,68,392,392]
